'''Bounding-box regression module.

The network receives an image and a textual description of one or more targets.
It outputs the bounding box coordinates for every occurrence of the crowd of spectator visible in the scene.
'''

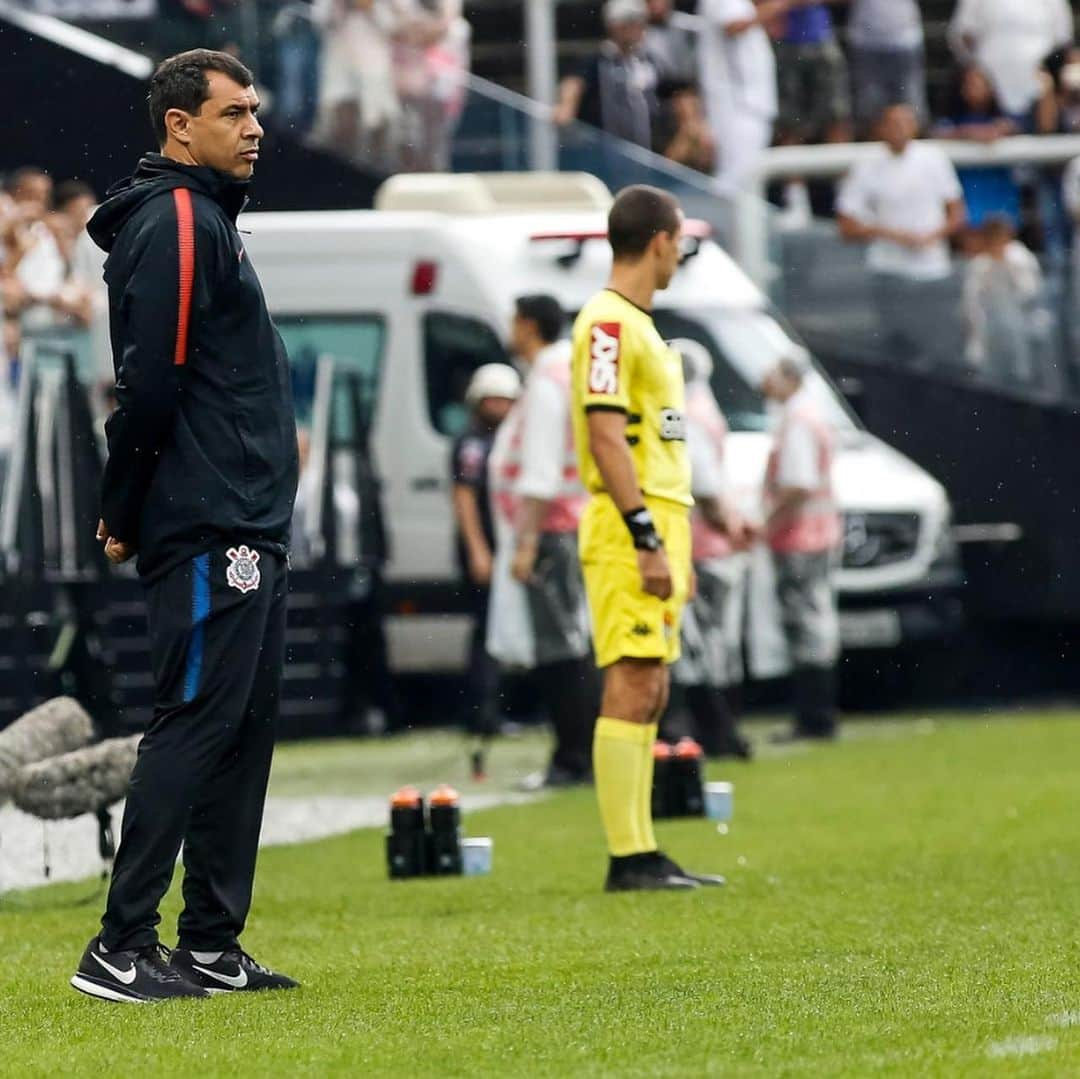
[0,169,98,464]
[144,0,471,171]
[554,2,1077,216]
[545,0,1080,388]
[0,168,101,392]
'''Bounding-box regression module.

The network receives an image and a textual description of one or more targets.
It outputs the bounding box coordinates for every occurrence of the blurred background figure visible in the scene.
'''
[847,0,927,137]
[271,0,322,136]
[3,168,94,333]
[314,0,407,166]
[760,354,841,744]
[963,215,1044,384]
[553,0,658,150]
[488,295,596,790]
[395,0,471,172]
[772,0,852,226]
[948,0,1073,122]
[932,66,1021,241]
[654,80,716,173]
[666,340,755,761]
[644,0,694,85]
[836,103,965,368]
[697,0,779,196]
[450,363,520,766]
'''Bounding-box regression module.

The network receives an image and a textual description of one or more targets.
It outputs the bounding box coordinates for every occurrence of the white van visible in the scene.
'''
[242,174,962,675]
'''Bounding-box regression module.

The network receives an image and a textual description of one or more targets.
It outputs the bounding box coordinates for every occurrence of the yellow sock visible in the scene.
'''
[638,722,659,853]
[593,717,654,856]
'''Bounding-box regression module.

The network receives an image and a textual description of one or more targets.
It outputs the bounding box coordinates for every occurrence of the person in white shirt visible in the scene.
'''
[847,0,927,134]
[487,295,596,790]
[948,0,1073,119]
[836,104,966,366]
[697,0,782,196]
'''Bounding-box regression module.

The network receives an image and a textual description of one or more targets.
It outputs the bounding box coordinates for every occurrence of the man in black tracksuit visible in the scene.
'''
[71,50,300,1003]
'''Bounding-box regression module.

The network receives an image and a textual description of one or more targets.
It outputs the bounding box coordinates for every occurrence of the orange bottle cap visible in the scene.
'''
[390,785,422,808]
[652,741,673,759]
[674,737,704,759]
[429,784,460,806]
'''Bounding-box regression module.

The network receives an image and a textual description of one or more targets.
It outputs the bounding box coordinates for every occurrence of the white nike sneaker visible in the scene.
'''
[169,947,299,993]
[71,937,209,1003]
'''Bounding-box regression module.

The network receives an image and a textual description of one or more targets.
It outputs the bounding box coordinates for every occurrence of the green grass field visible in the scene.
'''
[2,713,1080,1077]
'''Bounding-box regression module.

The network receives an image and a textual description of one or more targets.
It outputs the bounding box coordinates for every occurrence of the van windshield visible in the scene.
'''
[653,308,858,434]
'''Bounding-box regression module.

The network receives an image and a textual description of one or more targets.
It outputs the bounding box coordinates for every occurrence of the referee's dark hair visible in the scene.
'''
[148,49,255,147]
[515,294,565,344]
[608,185,681,261]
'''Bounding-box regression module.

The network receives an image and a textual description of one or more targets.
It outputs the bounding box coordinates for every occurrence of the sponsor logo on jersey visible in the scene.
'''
[588,322,622,395]
[659,408,687,441]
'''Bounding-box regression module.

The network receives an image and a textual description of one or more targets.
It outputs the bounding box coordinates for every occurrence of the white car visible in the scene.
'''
[242,173,963,675]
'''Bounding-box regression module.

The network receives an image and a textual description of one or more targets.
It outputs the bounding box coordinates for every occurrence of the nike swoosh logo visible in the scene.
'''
[92,951,137,985]
[193,964,248,989]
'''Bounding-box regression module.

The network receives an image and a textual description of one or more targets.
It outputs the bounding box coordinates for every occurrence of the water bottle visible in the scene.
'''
[672,737,706,817]
[427,784,464,875]
[651,741,674,820]
[386,786,427,879]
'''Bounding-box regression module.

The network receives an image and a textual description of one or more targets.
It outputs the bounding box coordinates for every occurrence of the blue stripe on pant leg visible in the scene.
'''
[183,553,212,703]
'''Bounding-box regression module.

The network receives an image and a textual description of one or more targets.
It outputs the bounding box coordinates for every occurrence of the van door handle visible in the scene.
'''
[410,476,444,492]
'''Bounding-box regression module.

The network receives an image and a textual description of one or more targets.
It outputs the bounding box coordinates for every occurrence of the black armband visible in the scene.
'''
[622,507,663,551]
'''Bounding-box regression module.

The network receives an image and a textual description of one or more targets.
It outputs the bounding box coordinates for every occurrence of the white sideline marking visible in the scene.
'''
[986,1036,1058,1059]
[1047,1011,1080,1028]
[0,792,537,892]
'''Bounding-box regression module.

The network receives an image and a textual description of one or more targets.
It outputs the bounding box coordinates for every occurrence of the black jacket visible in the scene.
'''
[88,154,298,581]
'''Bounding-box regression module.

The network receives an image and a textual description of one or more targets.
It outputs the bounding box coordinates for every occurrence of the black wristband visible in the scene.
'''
[622,507,663,551]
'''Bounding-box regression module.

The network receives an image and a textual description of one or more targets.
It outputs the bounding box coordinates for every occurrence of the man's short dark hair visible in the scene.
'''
[53,179,96,212]
[515,294,564,344]
[148,49,254,147]
[608,185,681,260]
[4,166,50,198]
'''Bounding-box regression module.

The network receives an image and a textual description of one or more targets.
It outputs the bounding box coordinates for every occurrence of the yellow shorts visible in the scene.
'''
[579,494,692,669]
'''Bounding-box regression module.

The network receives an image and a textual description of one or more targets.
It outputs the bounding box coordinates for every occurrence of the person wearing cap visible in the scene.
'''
[667,340,756,759]
[552,0,660,150]
[760,354,842,742]
[487,295,597,790]
[450,363,521,751]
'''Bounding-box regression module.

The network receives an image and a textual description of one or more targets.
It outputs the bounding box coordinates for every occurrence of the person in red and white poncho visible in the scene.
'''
[760,352,842,742]
[487,295,598,791]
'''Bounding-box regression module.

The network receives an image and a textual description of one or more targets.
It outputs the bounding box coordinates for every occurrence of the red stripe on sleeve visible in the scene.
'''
[172,188,195,366]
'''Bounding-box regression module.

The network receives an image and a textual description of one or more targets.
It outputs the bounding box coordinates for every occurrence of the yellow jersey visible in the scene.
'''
[571,288,692,508]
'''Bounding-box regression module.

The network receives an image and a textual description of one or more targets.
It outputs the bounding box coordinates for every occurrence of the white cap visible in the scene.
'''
[465,363,521,406]
[604,0,647,24]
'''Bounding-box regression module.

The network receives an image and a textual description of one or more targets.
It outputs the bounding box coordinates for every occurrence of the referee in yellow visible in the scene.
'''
[572,185,725,892]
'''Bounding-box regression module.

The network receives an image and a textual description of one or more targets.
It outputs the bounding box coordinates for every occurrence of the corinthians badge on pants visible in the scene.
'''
[226,545,261,594]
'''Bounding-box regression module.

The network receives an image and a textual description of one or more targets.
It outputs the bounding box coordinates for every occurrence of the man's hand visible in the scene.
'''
[638,547,673,600]
[511,534,539,584]
[96,518,136,565]
[468,546,493,588]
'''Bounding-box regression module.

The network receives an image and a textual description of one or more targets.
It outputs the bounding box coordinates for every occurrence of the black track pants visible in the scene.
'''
[100,547,287,952]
